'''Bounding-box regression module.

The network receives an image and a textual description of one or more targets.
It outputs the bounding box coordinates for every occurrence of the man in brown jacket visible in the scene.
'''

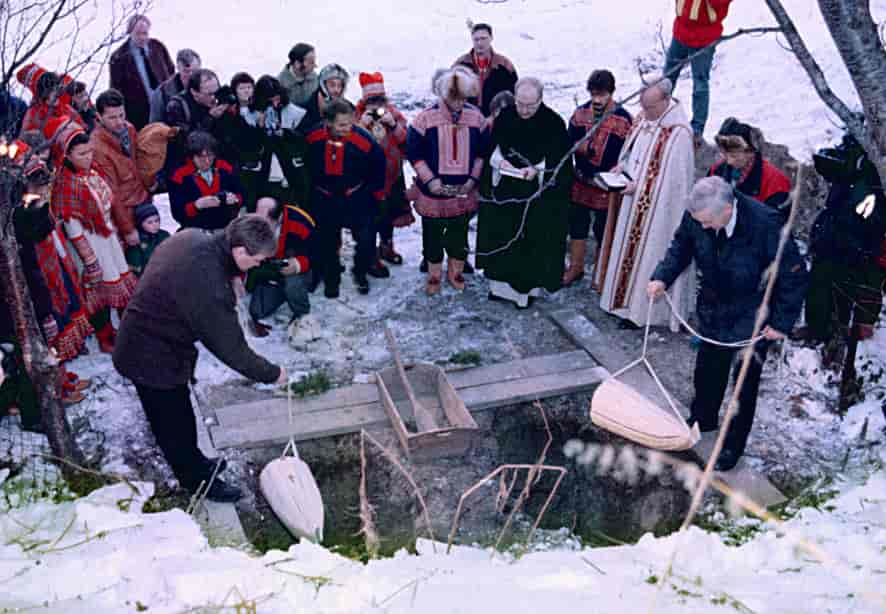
[109,14,174,130]
[113,215,287,502]
[91,88,152,247]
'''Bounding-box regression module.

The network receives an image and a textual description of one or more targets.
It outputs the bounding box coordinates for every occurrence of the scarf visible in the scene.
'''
[51,166,114,237]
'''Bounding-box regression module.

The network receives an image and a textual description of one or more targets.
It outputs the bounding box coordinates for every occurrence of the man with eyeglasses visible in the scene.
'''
[477,77,572,309]
[598,76,696,331]
[165,68,237,172]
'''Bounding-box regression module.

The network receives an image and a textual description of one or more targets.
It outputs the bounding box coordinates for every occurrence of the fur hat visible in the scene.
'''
[359,72,385,100]
[134,202,160,227]
[432,66,478,100]
[715,117,763,152]
[43,116,86,166]
[318,63,349,98]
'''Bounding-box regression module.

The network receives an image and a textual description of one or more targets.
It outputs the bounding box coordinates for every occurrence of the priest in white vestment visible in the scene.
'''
[599,77,695,331]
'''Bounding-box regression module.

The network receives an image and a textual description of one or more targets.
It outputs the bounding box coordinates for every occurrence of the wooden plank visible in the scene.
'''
[211,366,608,450]
[693,433,787,508]
[549,309,685,414]
[215,350,596,428]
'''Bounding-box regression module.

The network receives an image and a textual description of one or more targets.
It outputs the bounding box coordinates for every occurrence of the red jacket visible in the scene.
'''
[673,0,732,48]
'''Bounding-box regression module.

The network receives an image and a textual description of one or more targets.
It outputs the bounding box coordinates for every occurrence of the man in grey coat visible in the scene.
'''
[278,43,319,108]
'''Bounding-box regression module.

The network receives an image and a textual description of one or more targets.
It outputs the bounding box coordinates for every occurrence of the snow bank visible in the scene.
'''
[0,462,884,613]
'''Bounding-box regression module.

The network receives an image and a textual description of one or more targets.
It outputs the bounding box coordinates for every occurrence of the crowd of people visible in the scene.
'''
[1,0,882,500]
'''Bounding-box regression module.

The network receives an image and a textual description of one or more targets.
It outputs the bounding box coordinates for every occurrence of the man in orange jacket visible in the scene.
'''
[663,0,732,145]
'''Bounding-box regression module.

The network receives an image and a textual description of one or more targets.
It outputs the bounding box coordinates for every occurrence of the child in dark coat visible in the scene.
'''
[126,202,170,276]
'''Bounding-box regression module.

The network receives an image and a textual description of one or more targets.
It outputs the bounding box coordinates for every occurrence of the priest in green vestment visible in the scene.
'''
[477,77,572,309]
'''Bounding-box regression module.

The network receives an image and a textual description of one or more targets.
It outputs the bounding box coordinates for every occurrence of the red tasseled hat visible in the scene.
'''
[44,115,86,166]
[16,63,48,96]
[359,72,386,99]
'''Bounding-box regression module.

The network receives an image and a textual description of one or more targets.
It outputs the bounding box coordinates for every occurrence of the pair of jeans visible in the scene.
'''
[689,340,771,457]
[663,38,715,135]
[249,273,311,322]
[134,383,212,492]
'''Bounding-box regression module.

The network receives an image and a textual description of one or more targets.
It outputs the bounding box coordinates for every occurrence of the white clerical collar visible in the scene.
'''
[724,198,738,238]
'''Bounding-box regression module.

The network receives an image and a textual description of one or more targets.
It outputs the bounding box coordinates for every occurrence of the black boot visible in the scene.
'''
[324,282,340,299]
[367,258,390,278]
[353,271,370,294]
[419,258,428,273]
[463,259,475,274]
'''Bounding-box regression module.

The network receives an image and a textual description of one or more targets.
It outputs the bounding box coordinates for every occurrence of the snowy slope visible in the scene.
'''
[33,0,886,156]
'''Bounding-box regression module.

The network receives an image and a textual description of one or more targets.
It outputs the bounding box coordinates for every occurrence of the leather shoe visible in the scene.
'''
[714,448,741,472]
[324,283,340,299]
[248,319,271,338]
[367,260,390,278]
[419,258,428,273]
[205,479,242,503]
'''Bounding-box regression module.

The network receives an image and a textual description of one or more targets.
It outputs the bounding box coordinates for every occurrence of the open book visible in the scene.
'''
[593,171,631,192]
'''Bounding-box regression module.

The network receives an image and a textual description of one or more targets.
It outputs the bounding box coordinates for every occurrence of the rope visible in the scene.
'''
[662,293,766,348]
[607,295,766,426]
[281,375,300,460]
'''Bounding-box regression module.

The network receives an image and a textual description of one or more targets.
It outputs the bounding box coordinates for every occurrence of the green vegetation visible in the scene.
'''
[288,371,332,398]
[447,350,482,366]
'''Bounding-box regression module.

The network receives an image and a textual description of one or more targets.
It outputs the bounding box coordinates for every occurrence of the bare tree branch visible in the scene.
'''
[763,0,866,146]
[2,0,69,89]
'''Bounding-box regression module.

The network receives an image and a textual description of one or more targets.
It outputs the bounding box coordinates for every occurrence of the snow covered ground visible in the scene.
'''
[3,0,886,611]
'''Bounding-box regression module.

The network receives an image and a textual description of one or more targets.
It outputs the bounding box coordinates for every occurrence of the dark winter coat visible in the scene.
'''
[709,153,791,218]
[149,73,185,124]
[305,125,386,224]
[168,158,243,230]
[453,49,518,117]
[113,229,281,389]
[652,192,808,342]
[109,38,174,130]
[0,90,27,139]
[125,228,171,276]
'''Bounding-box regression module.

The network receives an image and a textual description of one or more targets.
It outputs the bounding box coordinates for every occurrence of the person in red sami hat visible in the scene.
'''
[17,64,85,134]
[47,116,137,354]
[355,71,414,275]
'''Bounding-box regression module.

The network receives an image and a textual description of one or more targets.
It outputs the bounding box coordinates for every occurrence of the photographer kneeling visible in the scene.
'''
[246,197,316,338]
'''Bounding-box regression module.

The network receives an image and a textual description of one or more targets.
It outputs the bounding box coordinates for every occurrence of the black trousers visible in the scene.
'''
[689,340,771,456]
[135,383,211,491]
[421,214,470,263]
[567,205,607,244]
[318,216,375,287]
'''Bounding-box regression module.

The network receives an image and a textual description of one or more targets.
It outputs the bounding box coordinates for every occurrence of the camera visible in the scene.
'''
[213,85,237,106]
[265,258,289,269]
[370,107,385,121]
[215,190,229,205]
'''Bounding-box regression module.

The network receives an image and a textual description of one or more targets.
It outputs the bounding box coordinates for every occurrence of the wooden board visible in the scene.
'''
[210,364,607,450]
[213,350,596,428]
[549,309,685,415]
[693,432,787,508]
